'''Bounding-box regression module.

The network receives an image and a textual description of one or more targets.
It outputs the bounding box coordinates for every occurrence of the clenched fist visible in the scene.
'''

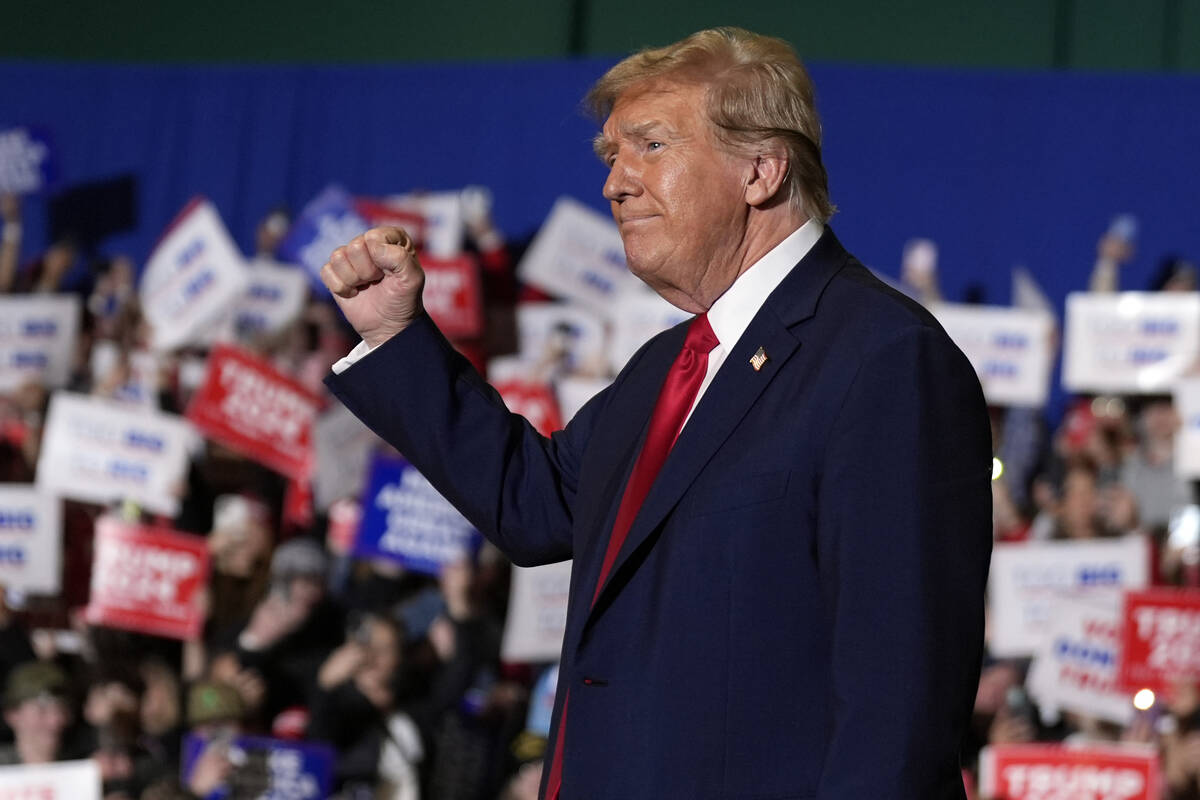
[321,226,426,348]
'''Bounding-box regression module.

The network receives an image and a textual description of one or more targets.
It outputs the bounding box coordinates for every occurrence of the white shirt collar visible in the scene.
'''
[707,219,824,353]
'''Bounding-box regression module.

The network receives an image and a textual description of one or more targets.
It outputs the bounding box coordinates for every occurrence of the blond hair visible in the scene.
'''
[587,27,835,222]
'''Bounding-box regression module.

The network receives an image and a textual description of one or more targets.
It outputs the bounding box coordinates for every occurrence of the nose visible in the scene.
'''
[602,153,641,203]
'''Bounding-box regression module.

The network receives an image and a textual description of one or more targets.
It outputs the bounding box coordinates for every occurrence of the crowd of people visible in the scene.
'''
[0,182,1198,799]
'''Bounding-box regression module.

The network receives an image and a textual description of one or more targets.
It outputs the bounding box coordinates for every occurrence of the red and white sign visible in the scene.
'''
[85,516,209,640]
[353,197,427,245]
[186,344,320,481]
[1026,591,1133,725]
[979,743,1161,800]
[1119,587,1200,691]
[422,255,484,340]
[495,379,563,437]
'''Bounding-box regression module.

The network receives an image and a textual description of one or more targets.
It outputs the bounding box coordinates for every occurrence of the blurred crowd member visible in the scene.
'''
[228,539,343,723]
[1088,216,1137,293]
[1122,395,1191,530]
[309,612,422,796]
[0,193,20,292]
[0,661,74,765]
[255,207,291,259]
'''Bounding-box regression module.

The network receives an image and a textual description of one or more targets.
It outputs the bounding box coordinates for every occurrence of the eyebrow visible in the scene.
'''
[593,120,673,163]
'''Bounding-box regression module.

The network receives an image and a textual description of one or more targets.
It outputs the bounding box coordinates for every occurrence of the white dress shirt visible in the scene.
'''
[333,219,825,434]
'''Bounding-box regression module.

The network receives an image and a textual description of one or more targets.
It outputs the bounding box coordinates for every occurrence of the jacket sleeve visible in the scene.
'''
[324,314,620,567]
[814,324,993,799]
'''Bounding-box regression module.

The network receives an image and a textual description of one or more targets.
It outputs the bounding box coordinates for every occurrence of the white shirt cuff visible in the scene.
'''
[331,339,376,375]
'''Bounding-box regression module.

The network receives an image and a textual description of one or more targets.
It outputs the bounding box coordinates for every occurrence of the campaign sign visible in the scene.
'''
[186,344,319,481]
[0,126,58,194]
[1063,292,1200,394]
[36,392,197,516]
[353,455,481,575]
[230,259,310,341]
[1119,587,1200,692]
[555,376,612,423]
[384,191,464,259]
[353,196,427,244]
[422,254,484,340]
[0,295,81,392]
[312,404,377,511]
[182,733,334,800]
[277,185,369,290]
[1175,377,1200,479]
[987,537,1150,658]
[85,516,209,640]
[494,379,563,437]
[932,302,1055,407]
[608,288,692,376]
[501,560,572,663]
[0,486,60,595]
[1026,590,1133,725]
[0,759,101,799]
[140,197,250,352]
[515,303,610,380]
[517,196,641,315]
[979,743,1161,800]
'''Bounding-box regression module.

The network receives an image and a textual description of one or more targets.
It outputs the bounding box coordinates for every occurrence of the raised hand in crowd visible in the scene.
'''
[321,227,425,348]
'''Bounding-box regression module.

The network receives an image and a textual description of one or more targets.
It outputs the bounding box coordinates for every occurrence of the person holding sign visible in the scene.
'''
[324,27,992,800]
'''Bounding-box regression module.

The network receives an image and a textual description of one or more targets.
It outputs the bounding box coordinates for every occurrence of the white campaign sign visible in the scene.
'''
[1026,590,1133,726]
[608,288,692,376]
[988,536,1150,658]
[0,295,80,392]
[386,191,465,259]
[0,759,102,799]
[312,404,379,511]
[932,302,1056,407]
[0,485,61,594]
[1175,377,1200,479]
[516,303,610,381]
[36,392,197,516]
[501,560,572,663]
[139,198,250,351]
[555,376,613,422]
[230,258,310,340]
[1063,292,1200,394]
[517,196,640,315]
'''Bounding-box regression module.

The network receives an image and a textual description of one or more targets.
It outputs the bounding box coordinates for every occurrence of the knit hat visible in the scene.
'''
[3,661,69,709]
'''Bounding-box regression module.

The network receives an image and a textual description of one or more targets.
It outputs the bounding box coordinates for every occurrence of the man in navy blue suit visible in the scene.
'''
[323,27,992,800]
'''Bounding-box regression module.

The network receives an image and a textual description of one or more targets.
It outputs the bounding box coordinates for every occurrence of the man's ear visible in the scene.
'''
[745,147,789,207]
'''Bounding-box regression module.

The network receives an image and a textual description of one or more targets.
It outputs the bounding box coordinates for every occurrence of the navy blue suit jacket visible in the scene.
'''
[326,228,993,799]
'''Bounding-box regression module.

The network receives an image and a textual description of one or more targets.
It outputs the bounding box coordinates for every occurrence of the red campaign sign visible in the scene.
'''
[85,516,209,641]
[353,198,427,245]
[494,379,563,437]
[980,743,1161,800]
[422,254,484,340]
[1119,587,1200,691]
[186,344,320,481]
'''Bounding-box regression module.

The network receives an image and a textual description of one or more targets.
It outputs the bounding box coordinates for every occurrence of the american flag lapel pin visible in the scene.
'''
[749,347,769,371]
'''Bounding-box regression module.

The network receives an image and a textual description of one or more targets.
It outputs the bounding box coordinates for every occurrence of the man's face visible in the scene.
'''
[599,81,753,312]
[5,696,69,760]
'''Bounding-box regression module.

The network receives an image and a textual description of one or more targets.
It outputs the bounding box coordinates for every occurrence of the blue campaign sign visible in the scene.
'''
[0,126,58,194]
[353,455,481,575]
[182,733,334,800]
[276,185,368,290]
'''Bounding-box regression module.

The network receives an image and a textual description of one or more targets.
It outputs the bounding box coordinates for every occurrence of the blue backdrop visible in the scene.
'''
[2,58,1199,416]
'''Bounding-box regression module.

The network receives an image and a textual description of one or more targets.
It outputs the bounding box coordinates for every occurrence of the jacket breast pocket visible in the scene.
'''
[688,468,791,517]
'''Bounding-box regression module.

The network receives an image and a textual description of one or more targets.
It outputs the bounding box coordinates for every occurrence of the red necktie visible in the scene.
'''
[545,314,720,800]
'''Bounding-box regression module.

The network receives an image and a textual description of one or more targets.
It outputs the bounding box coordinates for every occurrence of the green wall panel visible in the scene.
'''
[0,0,573,62]
[582,0,1058,69]
[1067,0,1169,70]
[0,0,1195,71]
